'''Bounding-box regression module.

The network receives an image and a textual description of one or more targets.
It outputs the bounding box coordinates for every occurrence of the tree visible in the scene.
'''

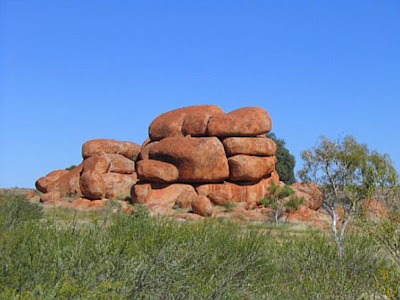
[298,135,398,259]
[267,133,296,184]
[261,182,304,225]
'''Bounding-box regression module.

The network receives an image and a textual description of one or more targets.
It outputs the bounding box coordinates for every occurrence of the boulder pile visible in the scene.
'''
[36,139,141,203]
[132,105,280,216]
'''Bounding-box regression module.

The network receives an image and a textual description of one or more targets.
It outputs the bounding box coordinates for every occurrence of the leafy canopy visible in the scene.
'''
[266,133,296,184]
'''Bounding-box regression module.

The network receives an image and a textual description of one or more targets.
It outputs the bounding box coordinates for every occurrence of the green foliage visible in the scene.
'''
[0,191,395,299]
[267,132,296,184]
[65,164,76,171]
[285,196,305,212]
[299,135,398,206]
[0,191,43,229]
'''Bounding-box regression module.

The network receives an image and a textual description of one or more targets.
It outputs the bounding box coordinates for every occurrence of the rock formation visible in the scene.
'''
[36,139,140,204]
[132,105,280,216]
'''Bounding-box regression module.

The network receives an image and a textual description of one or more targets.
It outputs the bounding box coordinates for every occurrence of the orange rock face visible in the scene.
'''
[191,196,213,217]
[361,199,389,219]
[82,139,141,160]
[149,137,229,183]
[196,174,279,205]
[40,191,61,203]
[223,137,276,157]
[102,172,138,200]
[290,182,324,210]
[108,154,136,174]
[35,169,70,193]
[228,155,276,182]
[131,182,197,207]
[46,164,83,197]
[207,107,272,137]
[136,159,179,183]
[83,155,110,174]
[79,171,105,200]
[149,105,224,140]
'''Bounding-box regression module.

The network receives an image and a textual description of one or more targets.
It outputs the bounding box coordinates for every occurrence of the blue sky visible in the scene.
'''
[1,0,399,188]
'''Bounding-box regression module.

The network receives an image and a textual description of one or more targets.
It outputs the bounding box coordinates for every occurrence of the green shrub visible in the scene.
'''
[0,191,43,229]
[0,199,393,299]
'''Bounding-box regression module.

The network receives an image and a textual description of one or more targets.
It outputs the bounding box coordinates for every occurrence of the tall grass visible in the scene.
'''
[0,192,393,299]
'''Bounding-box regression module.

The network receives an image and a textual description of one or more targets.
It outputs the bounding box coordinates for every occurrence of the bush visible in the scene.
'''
[267,133,296,184]
[0,191,43,229]
[0,200,393,299]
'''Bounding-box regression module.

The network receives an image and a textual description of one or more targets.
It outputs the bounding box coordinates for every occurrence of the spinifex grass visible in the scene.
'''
[0,192,393,299]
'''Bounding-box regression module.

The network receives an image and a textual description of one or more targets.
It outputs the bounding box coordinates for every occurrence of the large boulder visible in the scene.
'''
[222,136,276,157]
[102,172,138,200]
[82,139,141,160]
[139,138,159,160]
[228,155,276,182]
[79,171,105,200]
[207,107,272,137]
[149,105,224,140]
[136,159,179,183]
[191,196,213,217]
[46,164,84,197]
[108,154,136,174]
[35,169,70,193]
[290,182,324,211]
[131,182,197,207]
[82,155,110,174]
[196,172,280,205]
[148,137,229,183]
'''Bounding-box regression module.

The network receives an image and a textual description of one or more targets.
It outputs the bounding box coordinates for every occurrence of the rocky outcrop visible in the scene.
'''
[36,139,140,202]
[133,105,279,217]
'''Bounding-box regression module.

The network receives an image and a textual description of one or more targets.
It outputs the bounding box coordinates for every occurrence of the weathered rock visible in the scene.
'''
[175,191,197,209]
[35,170,70,193]
[40,191,61,203]
[139,138,159,160]
[149,105,224,140]
[207,107,272,137]
[46,164,83,197]
[131,182,197,207]
[149,137,229,182]
[136,159,179,183]
[228,155,276,182]
[191,196,213,217]
[361,199,389,219]
[80,171,105,200]
[102,172,138,200]
[108,154,136,174]
[291,182,324,210]
[223,137,276,157]
[82,139,141,160]
[196,173,279,204]
[82,155,110,174]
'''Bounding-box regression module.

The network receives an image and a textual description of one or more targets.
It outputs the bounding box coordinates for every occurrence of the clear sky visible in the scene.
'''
[1,0,399,188]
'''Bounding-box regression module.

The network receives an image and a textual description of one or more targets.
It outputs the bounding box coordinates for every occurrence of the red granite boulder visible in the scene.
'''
[149,105,224,140]
[223,136,276,157]
[228,155,276,182]
[35,169,70,193]
[79,171,105,200]
[148,137,229,182]
[136,159,179,183]
[82,139,141,160]
[207,107,272,137]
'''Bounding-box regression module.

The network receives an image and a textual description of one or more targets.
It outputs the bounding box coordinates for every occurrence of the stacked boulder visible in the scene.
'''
[132,105,280,216]
[36,139,141,203]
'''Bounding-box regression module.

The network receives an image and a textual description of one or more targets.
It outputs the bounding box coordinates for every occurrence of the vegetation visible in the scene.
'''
[266,133,296,184]
[65,164,77,170]
[0,191,396,299]
[299,135,399,259]
[261,182,304,225]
